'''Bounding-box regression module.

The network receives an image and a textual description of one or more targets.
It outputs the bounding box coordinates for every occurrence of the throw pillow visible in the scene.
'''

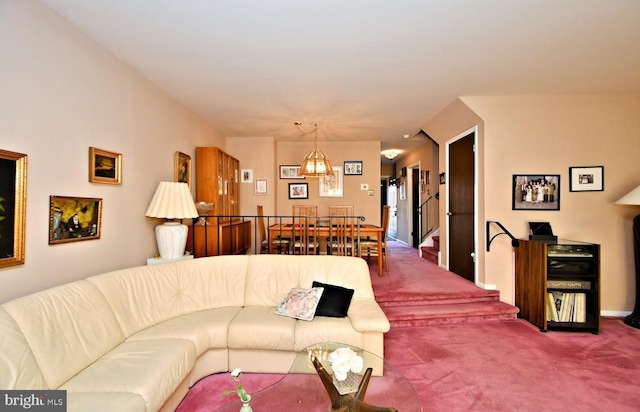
[312,281,355,318]
[275,287,324,321]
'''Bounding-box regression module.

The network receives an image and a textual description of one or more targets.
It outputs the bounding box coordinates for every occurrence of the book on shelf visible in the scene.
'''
[547,292,586,323]
[547,279,591,289]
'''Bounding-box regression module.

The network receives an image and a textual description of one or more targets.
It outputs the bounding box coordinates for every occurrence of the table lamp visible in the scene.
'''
[145,181,198,260]
[615,184,640,329]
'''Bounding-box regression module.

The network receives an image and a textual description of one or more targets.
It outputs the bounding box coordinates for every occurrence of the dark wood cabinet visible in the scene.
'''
[515,239,600,334]
[187,147,251,257]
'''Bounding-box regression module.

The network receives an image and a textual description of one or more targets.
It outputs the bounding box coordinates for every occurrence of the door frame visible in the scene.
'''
[445,126,479,282]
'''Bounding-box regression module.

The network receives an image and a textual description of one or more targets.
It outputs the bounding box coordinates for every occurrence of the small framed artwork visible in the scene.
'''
[319,166,343,198]
[569,166,604,192]
[512,174,560,211]
[241,169,253,183]
[288,183,308,199]
[280,165,304,179]
[174,151,191,187]
[439,173,446,185]
[344,161,363,176]
[255,178,268,195]
[399,182,406,200]
[89,147,122,185]
[49,196,103,244]
[0,149,27,268]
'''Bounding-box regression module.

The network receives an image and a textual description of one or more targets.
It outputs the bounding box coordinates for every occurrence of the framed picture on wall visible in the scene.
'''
[0,149,27,268]
[569,166,604,192]
[512,174,560,210]
[255,178,268,195]
[280,165,304,179]
[49,196,103,244]
[319,166,343,197]
[344,161,363,175]
[288,183,308,199]
[89,147,122,185]
[174,151,191,187]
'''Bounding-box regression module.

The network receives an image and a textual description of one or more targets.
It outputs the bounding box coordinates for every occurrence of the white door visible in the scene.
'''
[387,184,398,239]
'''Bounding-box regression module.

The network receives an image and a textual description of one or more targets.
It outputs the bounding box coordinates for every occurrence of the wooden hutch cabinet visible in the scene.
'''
[515,239,600,334]
[187,147,251,257]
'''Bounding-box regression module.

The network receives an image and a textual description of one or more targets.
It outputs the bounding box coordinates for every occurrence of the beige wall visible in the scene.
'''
[274,141,382,225]
[0,0,223,302]
[392,139,440,245]
[425,95,640,315]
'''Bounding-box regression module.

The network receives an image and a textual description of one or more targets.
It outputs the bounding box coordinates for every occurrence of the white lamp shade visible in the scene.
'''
[145,182,198,219]
[615,185,640,206]
[145,181,198,260]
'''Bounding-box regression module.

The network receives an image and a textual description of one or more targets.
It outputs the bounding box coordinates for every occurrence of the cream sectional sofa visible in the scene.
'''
[0,254,390,412]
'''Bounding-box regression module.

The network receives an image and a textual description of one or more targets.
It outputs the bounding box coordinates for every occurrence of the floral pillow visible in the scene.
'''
[275,287,324,321]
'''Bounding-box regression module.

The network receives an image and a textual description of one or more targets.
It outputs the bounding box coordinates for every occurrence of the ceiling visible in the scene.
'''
[40,0,640,163]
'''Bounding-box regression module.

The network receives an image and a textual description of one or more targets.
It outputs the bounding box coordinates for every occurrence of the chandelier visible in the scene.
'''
[296,122,334,178]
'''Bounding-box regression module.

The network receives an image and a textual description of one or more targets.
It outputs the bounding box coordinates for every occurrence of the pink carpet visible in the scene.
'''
[177,318,640,411]
[176,243,640,411]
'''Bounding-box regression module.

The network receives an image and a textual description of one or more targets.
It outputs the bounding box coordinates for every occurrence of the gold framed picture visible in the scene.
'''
[175,151,191,187]
[89,147,122,185]
[49,196,102,244]
[0,149,27,268]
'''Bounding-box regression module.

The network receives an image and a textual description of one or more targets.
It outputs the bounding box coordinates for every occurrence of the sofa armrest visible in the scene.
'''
[347,299,390,333]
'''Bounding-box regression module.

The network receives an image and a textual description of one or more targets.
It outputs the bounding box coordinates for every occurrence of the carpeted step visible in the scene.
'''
[377,288,501,308]
[421,246,438,264]
[383,301,520,327]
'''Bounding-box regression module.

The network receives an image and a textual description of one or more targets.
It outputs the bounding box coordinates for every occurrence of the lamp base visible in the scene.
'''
[155,221,188,260]
[624,214,640,329]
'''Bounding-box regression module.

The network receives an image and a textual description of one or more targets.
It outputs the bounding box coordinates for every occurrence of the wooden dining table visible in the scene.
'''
[268,223,385,276]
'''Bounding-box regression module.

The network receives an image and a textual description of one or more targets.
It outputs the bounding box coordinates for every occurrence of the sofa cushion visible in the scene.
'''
[61,338,195,412]
[228,306,296,351]
[275,287,324,321]
[0,307,48,390]
[87,256,248,338]
[127,307,241,355]
[2,280,124,389]
[293,316,364,351]
[312,281,354,317]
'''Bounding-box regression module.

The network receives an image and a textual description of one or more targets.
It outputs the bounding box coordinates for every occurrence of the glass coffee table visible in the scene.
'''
[217,342,422,411]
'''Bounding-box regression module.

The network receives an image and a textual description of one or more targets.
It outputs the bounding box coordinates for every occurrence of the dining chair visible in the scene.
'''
[329,205,355,217]
[327,214,357,256]
[292,212,319,255]
[326,205,356,255]
[292,205,318,217]
[359,205,390,271]
[257,205,290,254]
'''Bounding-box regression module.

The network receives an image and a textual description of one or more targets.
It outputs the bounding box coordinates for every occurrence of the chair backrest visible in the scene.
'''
[292,205,317,217]
[329,214,356,256]
[329,205,354,217]
[381,205,391,241]
[293,213,318,255]
[257,205,266,247]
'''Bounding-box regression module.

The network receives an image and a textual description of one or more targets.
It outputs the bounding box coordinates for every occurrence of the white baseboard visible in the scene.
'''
[601,310,632,318]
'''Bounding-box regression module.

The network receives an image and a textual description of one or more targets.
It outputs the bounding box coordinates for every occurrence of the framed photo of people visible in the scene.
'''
[512,174,560,211]
[569,166,604,192]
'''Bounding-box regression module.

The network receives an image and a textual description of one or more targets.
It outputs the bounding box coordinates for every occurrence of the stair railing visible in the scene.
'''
[486,221,520,251]
[418,196,434,243]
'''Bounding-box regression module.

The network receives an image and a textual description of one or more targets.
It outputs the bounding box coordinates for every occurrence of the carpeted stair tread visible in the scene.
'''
[378,292,499,307]
[383,301,519,327]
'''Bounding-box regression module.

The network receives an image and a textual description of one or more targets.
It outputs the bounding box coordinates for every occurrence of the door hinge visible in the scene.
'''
[472,144,476,152]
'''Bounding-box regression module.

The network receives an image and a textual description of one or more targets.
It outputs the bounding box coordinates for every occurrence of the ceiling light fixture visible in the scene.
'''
[296,122,334,178]
[381,150,400,160]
